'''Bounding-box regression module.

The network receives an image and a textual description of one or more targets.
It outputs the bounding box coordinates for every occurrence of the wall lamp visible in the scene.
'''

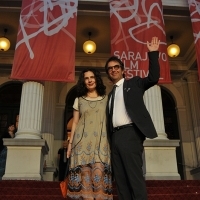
[0,29,11,51]
[83,32,96,54]
[167,36,180,57]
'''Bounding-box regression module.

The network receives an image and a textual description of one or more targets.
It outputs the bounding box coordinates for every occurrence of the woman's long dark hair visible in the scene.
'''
[76,68,106,97]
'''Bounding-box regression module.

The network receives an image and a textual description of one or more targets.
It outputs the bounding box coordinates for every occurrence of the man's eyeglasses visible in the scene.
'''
[107,65,120,72]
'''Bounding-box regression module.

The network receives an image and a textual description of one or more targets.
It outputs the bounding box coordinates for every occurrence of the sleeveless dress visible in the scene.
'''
[67,95,112,200]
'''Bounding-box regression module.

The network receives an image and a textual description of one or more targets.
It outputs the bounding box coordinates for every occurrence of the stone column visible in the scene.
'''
[42,133,55,167]
[178,80,198,179]
[41,81,56,167]
[143,85,180,180]
[144,85,168,139]
[15,81,44,139]
[41,81,56,134]
[41,82,57,181]
[3,81,49,180]
[184,72,200,163]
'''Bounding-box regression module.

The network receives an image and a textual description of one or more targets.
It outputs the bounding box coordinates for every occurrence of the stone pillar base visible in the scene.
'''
[2,138,49,180]
[143,139,180,180]
[190,167,200,180]
[145,173,180,180]
[43,167,57,181]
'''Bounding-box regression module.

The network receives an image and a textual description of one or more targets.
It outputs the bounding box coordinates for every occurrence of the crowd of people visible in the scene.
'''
[64,37,160,200]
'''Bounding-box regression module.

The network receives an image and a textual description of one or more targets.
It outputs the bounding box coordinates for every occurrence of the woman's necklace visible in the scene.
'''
[88,101,97,109]
[86,93,98,109]
[88,100,97,109]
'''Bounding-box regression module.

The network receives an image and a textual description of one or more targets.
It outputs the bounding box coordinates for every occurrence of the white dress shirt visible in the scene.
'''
[110,78,132,128]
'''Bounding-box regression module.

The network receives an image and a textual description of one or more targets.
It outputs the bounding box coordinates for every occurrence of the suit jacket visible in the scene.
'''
[106,51,160,142]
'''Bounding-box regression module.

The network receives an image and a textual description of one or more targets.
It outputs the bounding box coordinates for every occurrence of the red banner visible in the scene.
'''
[11,0,77,82]
[109,0,171,83]
[188,0,200,81]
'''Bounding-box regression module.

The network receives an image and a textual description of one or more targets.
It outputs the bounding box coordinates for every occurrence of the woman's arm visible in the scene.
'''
[67,109,80,158]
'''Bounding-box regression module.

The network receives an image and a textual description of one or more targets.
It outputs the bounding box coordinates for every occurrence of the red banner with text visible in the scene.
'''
[11,0,78,82]
[109,0,171,83]
[188,0,200,81]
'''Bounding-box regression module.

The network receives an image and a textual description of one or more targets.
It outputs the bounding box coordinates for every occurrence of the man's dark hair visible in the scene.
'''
[77,68,106,97]
[104,56,125,80]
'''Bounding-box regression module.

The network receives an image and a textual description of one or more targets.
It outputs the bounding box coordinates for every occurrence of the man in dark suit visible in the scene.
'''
[105,37,160,200]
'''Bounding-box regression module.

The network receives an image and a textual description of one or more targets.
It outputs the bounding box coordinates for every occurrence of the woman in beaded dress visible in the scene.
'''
[67,68,112,200]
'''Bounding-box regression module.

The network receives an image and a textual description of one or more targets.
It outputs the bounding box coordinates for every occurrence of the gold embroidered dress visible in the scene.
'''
[67,95,112,199]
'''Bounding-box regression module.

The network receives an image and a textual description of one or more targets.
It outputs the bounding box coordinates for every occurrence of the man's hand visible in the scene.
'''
[147,37,160,52]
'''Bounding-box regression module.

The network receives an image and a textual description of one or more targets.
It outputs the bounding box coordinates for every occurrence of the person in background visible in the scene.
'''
[57,140,69,181]
[67,68,112,200]
[0,123,16,179]
[15,114,19,130]
[104,37,160,200]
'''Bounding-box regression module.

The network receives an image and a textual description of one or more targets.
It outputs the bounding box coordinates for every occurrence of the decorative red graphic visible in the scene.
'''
[188,0,200,81]
[110,0,171,83]
[11,0,78,82]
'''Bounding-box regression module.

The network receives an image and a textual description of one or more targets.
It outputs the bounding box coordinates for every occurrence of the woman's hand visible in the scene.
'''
[147,37,160,52]
[67,144,72,158]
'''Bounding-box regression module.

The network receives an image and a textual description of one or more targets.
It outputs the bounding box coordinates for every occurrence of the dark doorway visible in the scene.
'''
[0,82,22,137]
[63,86,77,140]
[161,87,184,179]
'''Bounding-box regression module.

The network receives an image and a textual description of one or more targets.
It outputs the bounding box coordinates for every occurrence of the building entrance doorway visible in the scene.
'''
[0,82,22,137]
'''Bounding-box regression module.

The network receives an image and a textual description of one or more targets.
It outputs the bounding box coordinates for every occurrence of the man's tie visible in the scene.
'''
[110,85,117,131]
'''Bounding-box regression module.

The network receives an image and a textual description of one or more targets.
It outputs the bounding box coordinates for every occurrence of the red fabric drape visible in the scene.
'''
[188,0,200,81]
[109,0,171,83]
[11,0,78,82]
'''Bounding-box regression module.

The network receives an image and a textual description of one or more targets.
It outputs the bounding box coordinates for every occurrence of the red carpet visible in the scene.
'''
[147,180,200,200]
[0,180,200,199]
